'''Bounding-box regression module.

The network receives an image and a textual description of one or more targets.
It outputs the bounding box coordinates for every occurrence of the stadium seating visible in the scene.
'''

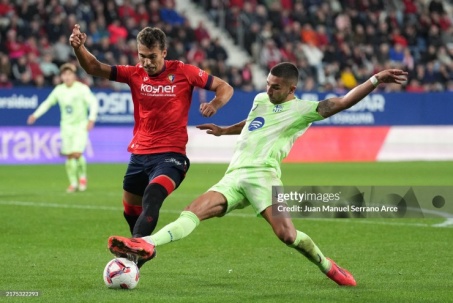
[193,0,453,92]
[1,0,452,92]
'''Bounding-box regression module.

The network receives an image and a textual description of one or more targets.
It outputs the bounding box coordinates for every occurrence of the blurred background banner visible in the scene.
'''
[1,88,453,126]
[0,126,131,164]
[1,89,453,164]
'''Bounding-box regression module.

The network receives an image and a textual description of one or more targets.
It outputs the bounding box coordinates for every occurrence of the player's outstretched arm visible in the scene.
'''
[27,91,58,124]
[197,120,246,136]
[200,77,233,118]
[69,24,112,79]
[317,69,408,118]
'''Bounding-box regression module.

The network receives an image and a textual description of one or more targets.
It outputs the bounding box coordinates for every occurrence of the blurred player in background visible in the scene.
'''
[108,63,408,285]
[27,63,98,193]
[69,24,233,250]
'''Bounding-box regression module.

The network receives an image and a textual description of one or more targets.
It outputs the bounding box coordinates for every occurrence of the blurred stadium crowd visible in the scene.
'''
[1,0,452,92]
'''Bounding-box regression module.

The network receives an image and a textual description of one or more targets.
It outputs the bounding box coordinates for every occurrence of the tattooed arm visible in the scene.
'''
[317,69,408,118]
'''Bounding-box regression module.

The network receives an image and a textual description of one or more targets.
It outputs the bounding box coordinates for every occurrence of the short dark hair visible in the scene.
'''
[270,62,299,85]
[137,27,167,50]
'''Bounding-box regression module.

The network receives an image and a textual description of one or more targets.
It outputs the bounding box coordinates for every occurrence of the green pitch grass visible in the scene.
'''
[1,162,453,303]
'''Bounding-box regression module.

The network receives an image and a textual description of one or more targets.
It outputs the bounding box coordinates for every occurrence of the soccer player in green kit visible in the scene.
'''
[109,63,408,286]
[27,63,98,193]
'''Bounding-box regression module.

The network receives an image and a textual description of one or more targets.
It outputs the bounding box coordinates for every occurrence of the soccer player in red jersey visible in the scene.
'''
[69,25,233,262]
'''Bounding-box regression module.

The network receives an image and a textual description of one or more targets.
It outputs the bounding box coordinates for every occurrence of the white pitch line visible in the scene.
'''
[0,200,451,228]
[432,218,453,228]
[0,200,122,211]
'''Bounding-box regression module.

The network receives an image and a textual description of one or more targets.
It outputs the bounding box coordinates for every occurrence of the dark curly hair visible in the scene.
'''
[136,27,167,50]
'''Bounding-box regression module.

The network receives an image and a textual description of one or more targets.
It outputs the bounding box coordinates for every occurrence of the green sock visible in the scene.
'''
[77,155,87,179]
[65,158,78,187]
[145,211,200,246]
[289,230,332,273]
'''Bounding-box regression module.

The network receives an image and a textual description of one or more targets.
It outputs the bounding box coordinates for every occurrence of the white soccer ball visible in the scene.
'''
[103,258,140,289]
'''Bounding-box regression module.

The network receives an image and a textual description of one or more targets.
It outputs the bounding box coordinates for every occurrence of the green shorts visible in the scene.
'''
[60,125,88,155]
[209,168,283,216]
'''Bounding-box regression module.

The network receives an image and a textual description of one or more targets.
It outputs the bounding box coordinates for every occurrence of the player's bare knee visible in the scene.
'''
[184,192,226,220]
[184,202,212,220]
[123,191,142,206]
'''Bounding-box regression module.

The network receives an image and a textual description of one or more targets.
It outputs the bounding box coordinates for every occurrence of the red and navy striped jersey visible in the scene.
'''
[110,60,213,155]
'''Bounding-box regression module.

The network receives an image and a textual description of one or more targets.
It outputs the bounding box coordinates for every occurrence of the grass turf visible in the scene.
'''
[0,162,452,302]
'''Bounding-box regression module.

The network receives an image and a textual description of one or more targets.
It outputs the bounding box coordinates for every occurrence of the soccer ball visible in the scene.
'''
[103,258,140,289]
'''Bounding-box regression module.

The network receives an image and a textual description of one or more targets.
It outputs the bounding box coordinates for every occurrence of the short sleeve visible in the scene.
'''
[110,65,136,84]
[298,100,324,123]
[253,92,268,103]
[181,62,213,90]
[245,92,267,115]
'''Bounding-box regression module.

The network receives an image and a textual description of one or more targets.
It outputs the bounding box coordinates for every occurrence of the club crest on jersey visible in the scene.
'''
[248,117,265,131]
[168,74,175,82]
[273,104,283,113]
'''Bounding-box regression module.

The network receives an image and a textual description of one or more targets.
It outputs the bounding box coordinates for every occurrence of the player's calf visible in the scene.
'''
[123,200,143,235]
[132,183,168,237]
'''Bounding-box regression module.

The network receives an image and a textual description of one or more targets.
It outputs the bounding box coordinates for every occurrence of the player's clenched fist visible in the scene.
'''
[69,24,87,49]
[375,69,408,85]
[199,102,217,117]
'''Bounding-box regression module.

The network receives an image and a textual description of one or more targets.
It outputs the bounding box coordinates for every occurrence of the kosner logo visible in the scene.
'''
[140,84,176,94]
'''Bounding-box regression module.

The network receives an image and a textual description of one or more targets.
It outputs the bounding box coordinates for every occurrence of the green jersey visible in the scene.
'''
[226,92,324,177]
[32,81,98,127]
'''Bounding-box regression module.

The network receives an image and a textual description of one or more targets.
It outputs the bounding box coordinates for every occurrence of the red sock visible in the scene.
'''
[150,175,175,195]
[123,200,142,216]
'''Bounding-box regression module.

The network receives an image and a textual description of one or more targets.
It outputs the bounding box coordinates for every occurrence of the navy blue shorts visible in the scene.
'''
[123,153,190,196]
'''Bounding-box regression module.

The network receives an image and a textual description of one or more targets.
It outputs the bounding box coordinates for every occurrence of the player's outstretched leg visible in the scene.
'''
[146,210,200,245]
[108,191,226,268]
[108,210,199,268]
[261,205,356,286]
[290,231,356,286]
[108,210,199,257]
